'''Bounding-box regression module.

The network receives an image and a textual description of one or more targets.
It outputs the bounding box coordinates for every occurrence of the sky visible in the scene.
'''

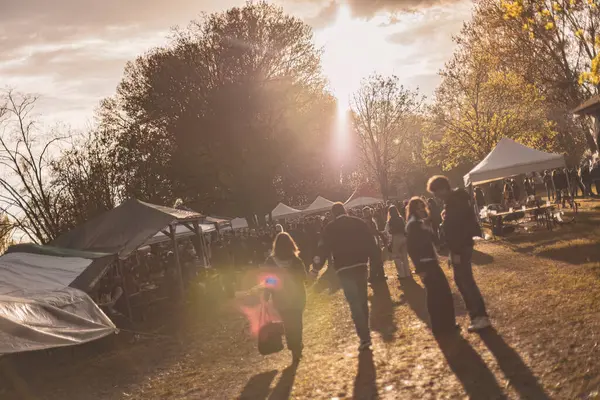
[0,0,473,129]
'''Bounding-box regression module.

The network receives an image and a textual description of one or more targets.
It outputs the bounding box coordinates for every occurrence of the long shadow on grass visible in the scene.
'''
[369,282,397,342]
[472,249,494,265]
[238,370,278,400]
[268,364,298,400]
[535,242,600,266]
[479,328,550,400]
[399,278,431,328]
[353,349,378,400]
[436,334,506,399]
[312,264,341,295]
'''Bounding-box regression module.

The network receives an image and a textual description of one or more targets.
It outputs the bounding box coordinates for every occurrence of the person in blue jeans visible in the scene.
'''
[311,202,380,351]
[427,175,491,333]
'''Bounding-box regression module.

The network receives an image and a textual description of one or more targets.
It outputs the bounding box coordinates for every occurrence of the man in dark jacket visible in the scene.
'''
[362,207,387,284]
[312,203,380,351]
[427,175,491,333]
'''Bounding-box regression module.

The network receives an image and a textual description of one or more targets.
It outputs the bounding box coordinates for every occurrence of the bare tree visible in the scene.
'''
[351,74,423,199]
[0,90,65,243]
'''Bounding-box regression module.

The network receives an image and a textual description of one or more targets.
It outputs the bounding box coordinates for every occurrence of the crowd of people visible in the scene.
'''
[258,174,490,364]
[476,160,600,211]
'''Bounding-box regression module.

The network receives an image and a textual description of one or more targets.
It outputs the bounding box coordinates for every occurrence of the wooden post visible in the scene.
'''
[117,258,133,320]
[170,224,185,298]
[192,221,206,267]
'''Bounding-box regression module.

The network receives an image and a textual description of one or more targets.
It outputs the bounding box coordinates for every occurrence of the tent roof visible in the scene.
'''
[270,202,301,219]
[464,138,566,186]
[345,197,383,209]
[0,248,116,354]
[203,216,232,227]
[51,199,204,259]
[345,183,382,205]
[304,196,335,214]
[5,244,115,293]
[231,217,248,230]
[143,223,216,246]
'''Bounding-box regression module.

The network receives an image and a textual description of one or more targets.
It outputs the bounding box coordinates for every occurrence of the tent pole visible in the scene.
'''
[192,221,207,266]
[117,259,133,320]
[170,224,185,298]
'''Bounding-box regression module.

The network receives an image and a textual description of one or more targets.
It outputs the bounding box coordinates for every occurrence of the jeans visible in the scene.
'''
[277,307,304,354]
[422,265,456,334]
[450,247,487,320]
[338,267,371,343]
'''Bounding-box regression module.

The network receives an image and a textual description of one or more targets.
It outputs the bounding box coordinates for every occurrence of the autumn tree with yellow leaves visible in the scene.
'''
[501,0,600,88]
[425,45,558,170]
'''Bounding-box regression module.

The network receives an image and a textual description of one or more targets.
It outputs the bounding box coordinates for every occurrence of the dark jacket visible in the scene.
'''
[553,170,567,190]
[387,216,406,235]
[315,215,379,273]
[264,255,307,309]
[443,188,482,253]
[406,216,438,274]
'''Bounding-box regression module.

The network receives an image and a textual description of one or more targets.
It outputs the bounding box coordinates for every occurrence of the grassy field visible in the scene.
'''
[2,200,600,399]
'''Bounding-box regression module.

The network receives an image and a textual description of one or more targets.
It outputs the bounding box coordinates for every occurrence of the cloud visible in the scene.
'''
[306,1,341,29]
[296,0,465,27]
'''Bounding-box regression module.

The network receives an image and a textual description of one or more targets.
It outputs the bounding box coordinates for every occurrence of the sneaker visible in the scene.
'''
[358,340,372,352]
[467,316,492,332]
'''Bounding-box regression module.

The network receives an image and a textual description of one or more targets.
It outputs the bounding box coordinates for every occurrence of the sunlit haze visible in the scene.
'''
[0,0,471,128]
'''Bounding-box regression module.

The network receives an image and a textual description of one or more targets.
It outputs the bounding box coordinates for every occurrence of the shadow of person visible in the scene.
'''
[369,282,397,342]
[435,333,506,399]
[353,350,378,400]
[479,328,551,400]
[472,249,494,265]
[311,264,341,295]
[268,364,298,400]
[399,278,431,329]
[238,370,278,400]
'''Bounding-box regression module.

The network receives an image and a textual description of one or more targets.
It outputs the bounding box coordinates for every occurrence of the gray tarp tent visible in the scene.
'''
[51,199,204,259]
[0,245,117,354]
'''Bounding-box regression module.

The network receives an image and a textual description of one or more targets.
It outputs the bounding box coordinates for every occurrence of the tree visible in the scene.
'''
[50,132,119,234]
[99,1,337,218]
[425,31,558,171]
[0,90,64,243]
[350,74,423,199]
[461,0,599,155]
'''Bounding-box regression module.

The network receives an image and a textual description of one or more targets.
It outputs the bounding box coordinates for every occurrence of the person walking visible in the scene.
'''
[312,203,380,351]
[406,197,457,336]
[580,161,592,197]
[427,175,491,332]
[264,232,307,364]
[543,170,555,201]
[385,205,410,279]
[362,207,387,284]
[426,198,442,244]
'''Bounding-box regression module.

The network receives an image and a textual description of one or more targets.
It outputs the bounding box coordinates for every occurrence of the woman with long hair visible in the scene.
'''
[264,232,307,363]
[406,197,457,336]
[386,205,410,279]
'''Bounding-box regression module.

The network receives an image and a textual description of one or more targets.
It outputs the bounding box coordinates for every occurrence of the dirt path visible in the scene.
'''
[3,212,600,399]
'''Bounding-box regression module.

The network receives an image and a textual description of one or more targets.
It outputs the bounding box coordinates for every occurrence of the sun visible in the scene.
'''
[315,5,398,114]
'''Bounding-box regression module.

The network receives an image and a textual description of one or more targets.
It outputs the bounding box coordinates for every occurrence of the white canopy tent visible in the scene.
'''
[269,203,302,220]
[303,196,335,215]
[345,197,383,209]
[230,217,249,230]
[464,138,566,186]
